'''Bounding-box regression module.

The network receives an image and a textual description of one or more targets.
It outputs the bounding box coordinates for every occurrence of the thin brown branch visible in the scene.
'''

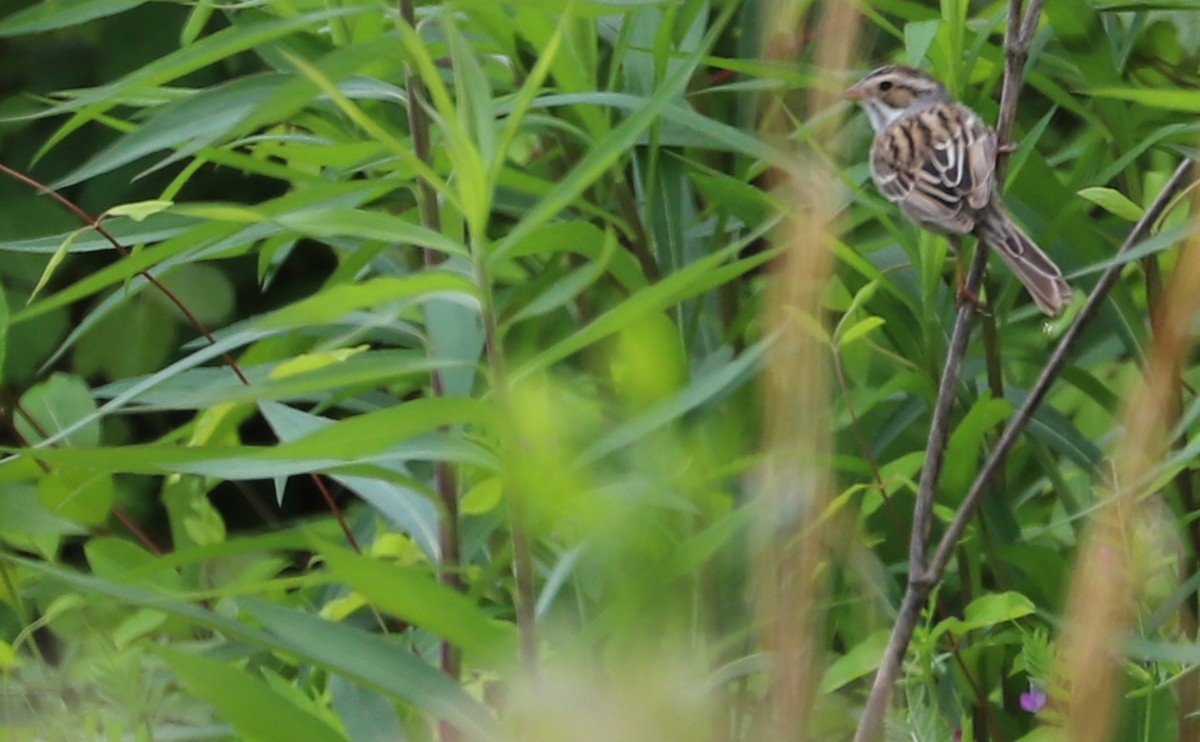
[854,3,1046,739]
[994,0,1045,183]
[854,239,988,742]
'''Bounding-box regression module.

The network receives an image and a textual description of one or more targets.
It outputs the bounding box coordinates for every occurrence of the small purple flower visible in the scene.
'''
[1019,683,1047,713]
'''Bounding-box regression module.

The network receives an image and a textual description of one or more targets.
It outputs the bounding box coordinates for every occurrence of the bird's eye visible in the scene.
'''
[878,80,893,91]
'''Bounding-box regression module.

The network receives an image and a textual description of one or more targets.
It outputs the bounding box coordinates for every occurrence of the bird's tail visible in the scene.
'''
[975,209,1072,316]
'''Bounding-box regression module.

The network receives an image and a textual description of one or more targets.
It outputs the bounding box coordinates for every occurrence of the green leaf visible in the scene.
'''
[2,397,498,477]
[584,339,766,463]
[3,556,499,739]
[0,0,146,36]
[835,316,886,348]
[941,396,1012,500]
[505,229,615,325]
[53,76,288,189]
[515,223,770,379]
[0,213,196,255]
[94,350,451,409]
[318,543,518,666]
[1068,222,1190,278]
[491,2,740,262]
[85,537,183,591]
[38,467,113,526]
[1090,86,1200,112]
[161,647,348,742]
[964,591,1036,625]
[239,599,500,739]
[903,19,940,67]
[15,373,99,448]
[329,676,404,742]
[819,629,890,693]
[74,294,177,380]
[0,284,9,385]
[425,266,486,398]
[934,592,1036,639]
[7,8,370,123]
[104,200,175,222]
[27,229,85,304]
[0,483,87,540]
[13,183,387,328]
[260,274,479,328]
[259,402,440,558]
[1077,186,1145,222]
[273,210,467,258]
[153,262,235,326]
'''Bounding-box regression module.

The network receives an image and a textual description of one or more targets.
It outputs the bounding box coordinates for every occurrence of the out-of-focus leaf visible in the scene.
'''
[934,592,1036,639]
[104,200,174,222]
[903,19,940,66]
[93,350,451,410]
[273,210,467,258]
[0,283,9,385]
[15,373,99,448]
[819,630,891,693]
[260,274,480,328]
[1090,87,1200,111]
[85,537,183,591]
[0,0,147,36]
[318,543,518,666]
[239,599,500,739]
[38,467,113,526]
[4,557,499,738]
[0,483,88,551]
[330,675,405,742]
[74,294,177,381]
[941,396,1012,499]
[584,339,766,462]
[161,648,348,742]
[506,230,614,325]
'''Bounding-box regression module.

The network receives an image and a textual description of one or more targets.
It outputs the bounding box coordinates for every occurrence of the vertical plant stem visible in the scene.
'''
[398,1,442,241]
[755,2,859,739]
[475,277,539,674]
[396,3,463,738]
[855,243,989,742]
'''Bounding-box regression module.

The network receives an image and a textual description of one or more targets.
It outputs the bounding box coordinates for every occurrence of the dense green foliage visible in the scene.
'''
[2,1,1200,740]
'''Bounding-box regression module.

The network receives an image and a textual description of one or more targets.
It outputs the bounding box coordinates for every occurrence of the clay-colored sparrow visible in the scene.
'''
[845,65,1072,316]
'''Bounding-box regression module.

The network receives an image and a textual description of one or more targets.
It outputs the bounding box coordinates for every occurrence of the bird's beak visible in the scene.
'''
[843,82,867,102]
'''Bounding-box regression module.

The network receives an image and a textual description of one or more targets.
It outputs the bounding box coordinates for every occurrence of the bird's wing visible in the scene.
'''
[870,103,996,234]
